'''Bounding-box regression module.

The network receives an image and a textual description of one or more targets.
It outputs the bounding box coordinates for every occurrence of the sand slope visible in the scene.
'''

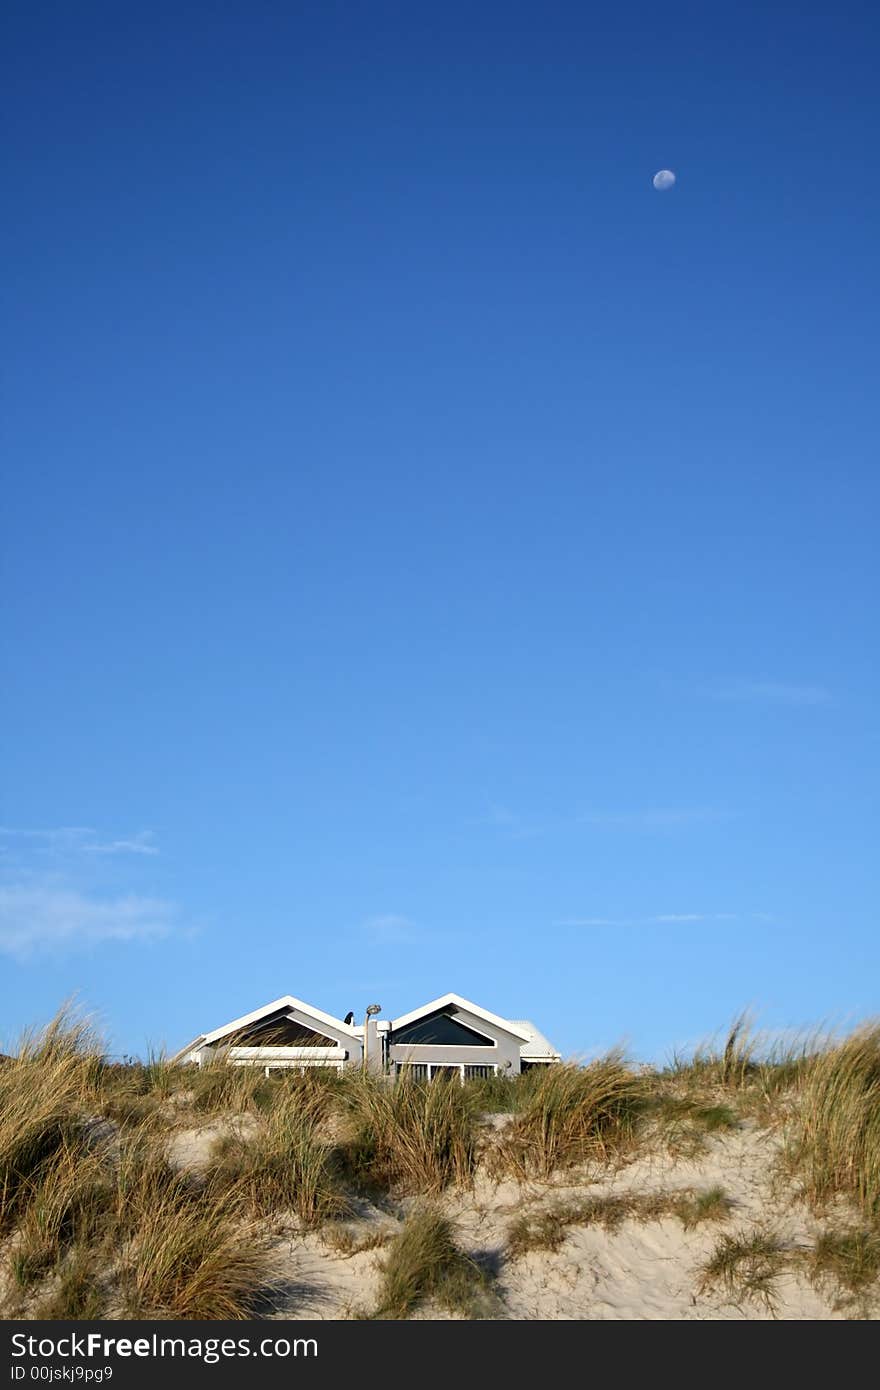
[260,1122,860,1319]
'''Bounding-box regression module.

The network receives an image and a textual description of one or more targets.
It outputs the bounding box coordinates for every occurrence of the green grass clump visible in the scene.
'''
[322,1224,393,1256]
[507,1185,732,1256]
[5,1128,277,1321]
[0,1010,104,1230]
[113,1137,273,1319]
[96,1050,190,1126]
[187,1058,275,1115]
[669,1014,759,1091]
[663,1014,820,1125]
[507,1204,586,1255]
[641,1093,740,1157]
[808,1229,880,1310]
[463,1073,523,1113]
[206,1090,347,1226]
[32,1250,107,1320]
[788,1023,880,1221]
[10,1142,114,1288]
[372,1206,498,1319]
[699,1227,790,1311]
[493,1056,643,1179]
[675,1185,733,1230]
[346,1073,479,1194]
[0,1009,281,1322]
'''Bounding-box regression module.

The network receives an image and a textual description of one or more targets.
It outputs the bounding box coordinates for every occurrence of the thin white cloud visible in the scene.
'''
[556,916,631,927]
[472,803,548,839]
[708,680,831,706]
[82,832,159,856]
[0,827,159,856]
[578,808,726,831]
[0,885,175,960]
[482,803,520,828]
[655,912,738,923]
[362,914,422,944]
[0,827,95,851]
[475,803,726,839]
[556,912,771,928]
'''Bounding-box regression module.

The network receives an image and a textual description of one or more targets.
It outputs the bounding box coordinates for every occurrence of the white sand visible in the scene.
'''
[260,1122,860,1319]
[1,1115,868,1320]
[167,1112,259,1171]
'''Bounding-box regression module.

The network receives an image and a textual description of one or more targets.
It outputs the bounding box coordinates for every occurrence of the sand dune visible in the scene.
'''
[252,1121,858,1319]
[4,1020,878,1321]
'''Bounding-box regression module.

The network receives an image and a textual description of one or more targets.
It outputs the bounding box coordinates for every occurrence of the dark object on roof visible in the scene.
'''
[343,1011,355,1026]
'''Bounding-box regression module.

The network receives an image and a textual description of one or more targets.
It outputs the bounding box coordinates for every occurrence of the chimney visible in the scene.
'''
[365,1017,384,1073]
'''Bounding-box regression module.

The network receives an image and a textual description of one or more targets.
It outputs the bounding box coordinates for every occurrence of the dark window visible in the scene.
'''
[431,1065,461,1083]
[464,1064,496,1079]
[399,1063,429,1081]
[391,1007,494,1047]
[217,1009,337,1047]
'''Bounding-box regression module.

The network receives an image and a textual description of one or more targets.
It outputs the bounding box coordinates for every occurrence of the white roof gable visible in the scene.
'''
[200,995,359,1046]
[389,992,532,1042]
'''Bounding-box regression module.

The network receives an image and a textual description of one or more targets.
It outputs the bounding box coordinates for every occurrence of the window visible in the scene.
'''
[399,1063,429,1081]
[391,1007,495,1047]
[228,1012,338,1047]
[430,1064,462,1083]
[260,1060,344,1076]
[399,1062,499,1083]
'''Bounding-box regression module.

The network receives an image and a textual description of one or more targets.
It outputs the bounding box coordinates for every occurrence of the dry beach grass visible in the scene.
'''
[2,1009,880,1319]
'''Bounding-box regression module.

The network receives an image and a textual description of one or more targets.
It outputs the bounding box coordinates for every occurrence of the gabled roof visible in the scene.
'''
[389,992,533,1043]
[171,1033,207,1063]
[193,995,360,1051]
[509,1020,562,1060]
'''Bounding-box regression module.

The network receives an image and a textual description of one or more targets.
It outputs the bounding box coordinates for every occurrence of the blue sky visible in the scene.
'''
[3,2,878,1062]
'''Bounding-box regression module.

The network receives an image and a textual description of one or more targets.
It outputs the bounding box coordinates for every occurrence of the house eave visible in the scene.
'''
[199,994,360,1048]
[169,1034,207,1065]
[389,992,533,1042]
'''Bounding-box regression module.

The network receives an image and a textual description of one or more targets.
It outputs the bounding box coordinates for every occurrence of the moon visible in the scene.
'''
[653,169,676,191]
